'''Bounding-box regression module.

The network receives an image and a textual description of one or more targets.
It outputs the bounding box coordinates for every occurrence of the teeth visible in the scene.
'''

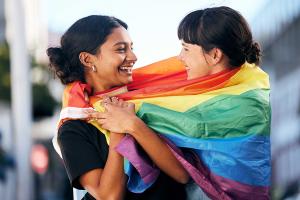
[120,66,131,70]
[119,66,132,73]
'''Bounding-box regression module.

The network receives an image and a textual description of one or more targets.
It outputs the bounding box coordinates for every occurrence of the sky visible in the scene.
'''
[45,0,268,67]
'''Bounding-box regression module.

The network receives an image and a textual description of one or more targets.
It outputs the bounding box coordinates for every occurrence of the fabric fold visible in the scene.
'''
[54,56,271,200]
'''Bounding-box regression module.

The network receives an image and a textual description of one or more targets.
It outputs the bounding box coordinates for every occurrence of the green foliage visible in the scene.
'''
[0,42,58,119]
[0,42,11,101]
[32,84,57,119]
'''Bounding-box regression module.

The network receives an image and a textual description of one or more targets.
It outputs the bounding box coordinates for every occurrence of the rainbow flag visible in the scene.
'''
[54,57,271,200]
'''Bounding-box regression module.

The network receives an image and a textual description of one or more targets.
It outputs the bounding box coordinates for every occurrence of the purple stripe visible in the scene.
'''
[211,173,270,200]
[115,135,160,184]
[161,137,270,200]
[160,136,232,200]
[116,135,269,199]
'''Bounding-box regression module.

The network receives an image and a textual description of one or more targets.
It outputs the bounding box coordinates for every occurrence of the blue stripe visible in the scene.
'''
[163,133,271,186]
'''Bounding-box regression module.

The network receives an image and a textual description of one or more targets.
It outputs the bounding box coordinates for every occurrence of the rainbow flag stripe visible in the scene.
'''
[55,57,271,199]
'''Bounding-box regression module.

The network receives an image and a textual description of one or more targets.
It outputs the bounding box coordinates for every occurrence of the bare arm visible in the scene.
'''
[79,133,126,200]
[127,116,189,184]
[90,97,189,184]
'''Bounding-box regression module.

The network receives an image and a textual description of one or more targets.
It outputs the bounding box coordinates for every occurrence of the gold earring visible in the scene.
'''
[92,65,97,72]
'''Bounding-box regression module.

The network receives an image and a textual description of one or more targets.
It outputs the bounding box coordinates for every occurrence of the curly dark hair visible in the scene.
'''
[47,15,128,84]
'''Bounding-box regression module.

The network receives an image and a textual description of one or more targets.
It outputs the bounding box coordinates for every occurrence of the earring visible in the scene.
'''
[92,65,97,72]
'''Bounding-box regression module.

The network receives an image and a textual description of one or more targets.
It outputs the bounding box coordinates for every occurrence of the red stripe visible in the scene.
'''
[65,82,91,108]
[119,67,239,100]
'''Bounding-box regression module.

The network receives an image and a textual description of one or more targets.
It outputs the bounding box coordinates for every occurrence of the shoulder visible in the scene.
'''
[59,120,96,132]
[57,120,108,148]
[58,120,99,138]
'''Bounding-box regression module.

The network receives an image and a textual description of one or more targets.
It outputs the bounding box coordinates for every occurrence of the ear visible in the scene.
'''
[210,48,223,65]
[78,52,96,69]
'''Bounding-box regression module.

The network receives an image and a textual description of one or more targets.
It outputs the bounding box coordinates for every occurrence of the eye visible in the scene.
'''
[117,48,126,53]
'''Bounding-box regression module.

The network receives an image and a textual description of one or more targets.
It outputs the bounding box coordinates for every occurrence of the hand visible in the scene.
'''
[88,97,138,134]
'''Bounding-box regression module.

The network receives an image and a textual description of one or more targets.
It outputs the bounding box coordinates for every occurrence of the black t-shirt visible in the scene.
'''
[58,120,187,200]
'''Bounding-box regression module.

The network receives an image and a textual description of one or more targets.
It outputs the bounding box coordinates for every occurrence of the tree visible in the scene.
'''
[0,42,58,119]
[0,42,11,102]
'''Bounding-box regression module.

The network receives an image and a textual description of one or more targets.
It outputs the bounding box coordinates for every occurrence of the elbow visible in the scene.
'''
[173,171,190,184]
[95,193,123,200]
[94,187,125,200]
[177,174,190,184]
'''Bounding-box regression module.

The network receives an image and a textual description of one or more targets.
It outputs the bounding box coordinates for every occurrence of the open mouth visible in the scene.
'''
[118,66,133,75]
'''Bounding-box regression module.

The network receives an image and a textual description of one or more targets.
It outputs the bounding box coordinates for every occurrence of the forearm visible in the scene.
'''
[95,133,126,200]
[128,117,189,184]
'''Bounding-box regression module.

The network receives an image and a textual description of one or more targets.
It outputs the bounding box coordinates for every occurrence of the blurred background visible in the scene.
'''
[0,0,299,199]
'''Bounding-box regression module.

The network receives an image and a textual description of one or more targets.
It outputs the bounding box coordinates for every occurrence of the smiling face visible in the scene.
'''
[90,27,137,91]
[178,41,228,80]
[178,41,214,80]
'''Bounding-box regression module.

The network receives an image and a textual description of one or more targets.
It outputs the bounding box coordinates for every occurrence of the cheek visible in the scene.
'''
[188,59,209,77]
[105,58,125,73]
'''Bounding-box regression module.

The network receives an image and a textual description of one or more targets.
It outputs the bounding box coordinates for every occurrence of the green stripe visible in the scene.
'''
[136,89,270,139]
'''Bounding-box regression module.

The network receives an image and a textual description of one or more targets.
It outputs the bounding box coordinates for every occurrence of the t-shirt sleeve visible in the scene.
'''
[57,120,108,189]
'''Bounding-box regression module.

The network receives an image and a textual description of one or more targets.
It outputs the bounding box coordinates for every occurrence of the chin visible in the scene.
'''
[128,75,133,82]
[187,73,193,80]
[120,76,133,86]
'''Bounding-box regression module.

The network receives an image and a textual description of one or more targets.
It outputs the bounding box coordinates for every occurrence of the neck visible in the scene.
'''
[209,57,231,75]
[209,64,228,75]
[85,74,112,94]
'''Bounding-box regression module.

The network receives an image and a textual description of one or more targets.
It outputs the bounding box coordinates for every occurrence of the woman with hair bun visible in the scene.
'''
[47,15,188,200]
[170,6,270,199]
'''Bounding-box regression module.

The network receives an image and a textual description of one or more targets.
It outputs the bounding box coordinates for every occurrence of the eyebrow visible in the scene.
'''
[182,43,188,47]
[113,42,133,46]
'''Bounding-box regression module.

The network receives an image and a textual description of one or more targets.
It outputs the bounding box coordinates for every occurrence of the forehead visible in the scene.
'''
[104,27,132,46]
[181,40,193,47]
[181,40,201,50]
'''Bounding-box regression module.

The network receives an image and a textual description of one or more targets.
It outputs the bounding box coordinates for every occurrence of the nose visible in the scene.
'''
[127,49,137,64]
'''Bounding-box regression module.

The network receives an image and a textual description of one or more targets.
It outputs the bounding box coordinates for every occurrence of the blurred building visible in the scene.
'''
[24,0,48,62]
[0,0,69,199]
[5,0,48,62]
[252,0,300,198]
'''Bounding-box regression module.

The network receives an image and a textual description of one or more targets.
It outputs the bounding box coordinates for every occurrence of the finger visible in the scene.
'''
[101,123,111,131]
[96,119,106,125]
[111,96,119,104]
[100,101,109,107]
[88,112,107,119]
[117,99,125,107]
[103,96,112,103]
[103,102,114,111]
[84,108,96,114]
[128,102,135,109]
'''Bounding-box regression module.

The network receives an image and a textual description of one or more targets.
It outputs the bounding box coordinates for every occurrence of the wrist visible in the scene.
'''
[109,133,124,147]
[127,116,145,136]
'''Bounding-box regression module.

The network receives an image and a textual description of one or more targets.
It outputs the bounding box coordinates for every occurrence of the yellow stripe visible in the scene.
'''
[91,101,111,144]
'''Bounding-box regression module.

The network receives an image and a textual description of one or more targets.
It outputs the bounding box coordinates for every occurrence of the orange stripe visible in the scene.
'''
[133,56,185,77]
[129,71,187,90]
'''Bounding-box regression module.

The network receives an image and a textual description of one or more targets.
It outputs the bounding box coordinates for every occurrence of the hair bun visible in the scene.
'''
[245,42,261,65]
[47,47,66,68]
[46,47,72,84]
